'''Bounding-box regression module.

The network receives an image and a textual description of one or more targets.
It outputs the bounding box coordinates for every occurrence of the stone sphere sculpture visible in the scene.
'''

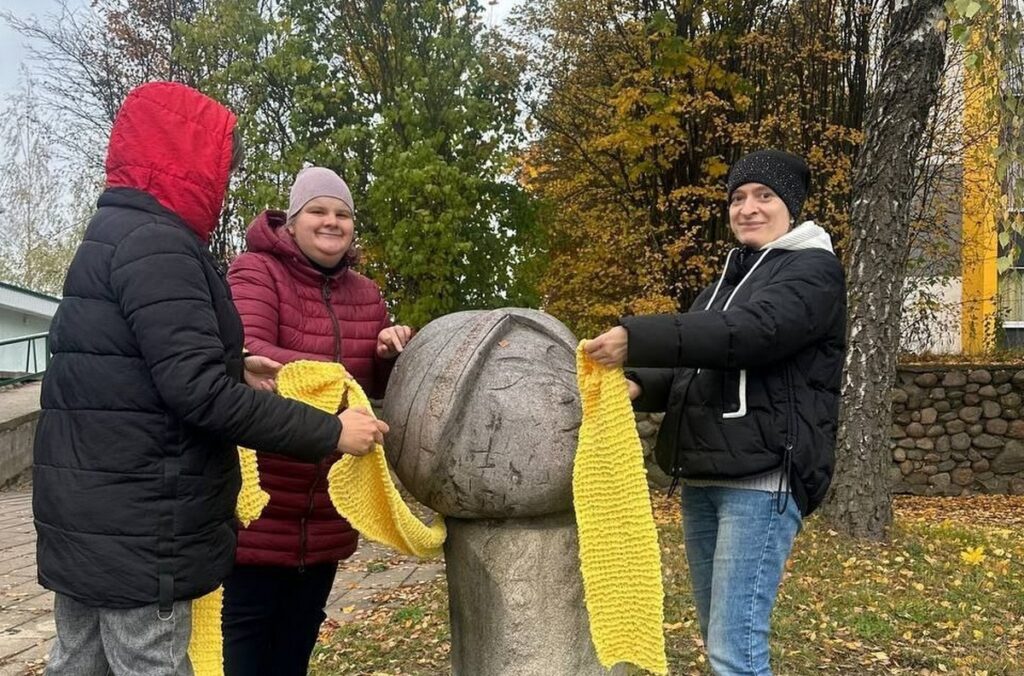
[382,308,582,518]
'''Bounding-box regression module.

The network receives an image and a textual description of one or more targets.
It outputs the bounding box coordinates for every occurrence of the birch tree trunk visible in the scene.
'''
[820,0,948,540]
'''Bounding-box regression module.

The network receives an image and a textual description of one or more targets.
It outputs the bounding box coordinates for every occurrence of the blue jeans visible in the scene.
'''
[681,485,802,676]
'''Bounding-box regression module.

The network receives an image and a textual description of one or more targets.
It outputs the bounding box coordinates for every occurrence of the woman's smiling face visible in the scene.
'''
[728,182,792,249]
[287,196,354,267]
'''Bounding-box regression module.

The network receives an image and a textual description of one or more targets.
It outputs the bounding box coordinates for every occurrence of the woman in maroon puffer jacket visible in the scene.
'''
[223,167,413,676]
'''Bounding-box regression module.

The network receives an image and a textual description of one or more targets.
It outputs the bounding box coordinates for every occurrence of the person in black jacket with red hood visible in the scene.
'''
[33,82,388,676]
[586,150,846,676]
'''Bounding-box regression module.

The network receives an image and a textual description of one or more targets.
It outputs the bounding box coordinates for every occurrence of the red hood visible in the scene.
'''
[105,82,237,242]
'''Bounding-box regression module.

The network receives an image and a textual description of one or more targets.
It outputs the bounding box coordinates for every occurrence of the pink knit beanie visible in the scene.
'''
[287,167,354,219]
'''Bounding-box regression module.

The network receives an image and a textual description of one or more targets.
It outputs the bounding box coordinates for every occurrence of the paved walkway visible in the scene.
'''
[0,488,445,675]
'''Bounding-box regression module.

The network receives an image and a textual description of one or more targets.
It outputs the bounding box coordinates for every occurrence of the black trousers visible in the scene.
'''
[222,563,339,676]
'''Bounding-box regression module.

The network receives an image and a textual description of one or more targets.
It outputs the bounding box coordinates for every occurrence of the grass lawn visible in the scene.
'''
[310,492,1024,675]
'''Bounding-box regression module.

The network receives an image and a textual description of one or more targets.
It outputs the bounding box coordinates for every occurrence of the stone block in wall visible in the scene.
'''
[985,418,1008,435]
[951,468,974,486]
[938,460,956,472]
[891,425,906,439]
[959,407,982,423]
[926,425,944,437]
[946,420,967,434]
[1011,478,1024,495]
[636,419,659,438]
[936,436,950,453]
[915,373,938,387]
[982,401,1002,418]
[972,459,990,472]
[992,440,1024,474]
[994,370,1012,385]
[980,477,1010,493]
[893,448,906,462]
[965,384,981,394]
[968,424,984,437]
[905,472,930,485]
[920,408,938,425]
[1001,393,1022,408]
[972,434,1004,450]
[935,400,951,413]
[930,472,951,488]
[1008,415,1024,433]
[963,394,980,405]
[1013,370,1024,386]
[915,439,934,451]
[979,385,998,399]
[968,369,992,384]
[996,383,1013,395]
[892,388,908,404]
[951,433,971,451]
[943,372,968,387]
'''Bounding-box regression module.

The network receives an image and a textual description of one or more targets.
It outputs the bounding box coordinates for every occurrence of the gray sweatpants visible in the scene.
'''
[46,593,193,676]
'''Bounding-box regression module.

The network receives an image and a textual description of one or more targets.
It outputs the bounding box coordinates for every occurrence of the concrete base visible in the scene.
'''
[444,512,625,676]
[0,382,41,487]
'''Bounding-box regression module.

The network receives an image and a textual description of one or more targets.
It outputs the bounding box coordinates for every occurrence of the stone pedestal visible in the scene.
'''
[444,514,621,676]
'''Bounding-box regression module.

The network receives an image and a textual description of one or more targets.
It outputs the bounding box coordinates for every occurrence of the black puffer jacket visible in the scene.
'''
[623,222,846,515]
[33,83,342,610]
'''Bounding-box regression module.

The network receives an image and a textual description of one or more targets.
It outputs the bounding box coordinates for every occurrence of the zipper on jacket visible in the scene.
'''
[298,460,323,571]
[667,372,700,497]
[321,279,342,362]
[777,365,798,514]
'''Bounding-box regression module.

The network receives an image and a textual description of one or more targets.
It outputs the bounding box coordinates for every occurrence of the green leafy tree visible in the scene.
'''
[178,0,542,326]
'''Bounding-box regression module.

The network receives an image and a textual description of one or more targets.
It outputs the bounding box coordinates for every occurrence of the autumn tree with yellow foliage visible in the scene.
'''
[510,0,874,335]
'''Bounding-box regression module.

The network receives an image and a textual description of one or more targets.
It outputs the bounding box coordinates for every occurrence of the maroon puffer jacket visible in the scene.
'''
[227,209,393,568]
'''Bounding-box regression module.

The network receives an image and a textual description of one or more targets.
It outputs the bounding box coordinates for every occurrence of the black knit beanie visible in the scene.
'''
[726,150,810,220]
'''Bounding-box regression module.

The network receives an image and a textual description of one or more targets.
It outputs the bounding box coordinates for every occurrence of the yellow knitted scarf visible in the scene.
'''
[574,342,667,674]
[189,360,447,675]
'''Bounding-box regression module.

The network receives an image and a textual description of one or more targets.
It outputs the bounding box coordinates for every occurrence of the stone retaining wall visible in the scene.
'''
[634,365,1024,496]
[890,366,1024,496]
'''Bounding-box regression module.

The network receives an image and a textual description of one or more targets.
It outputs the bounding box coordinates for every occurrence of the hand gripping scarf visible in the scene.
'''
[574,342,667,674]
[189,360,446,675]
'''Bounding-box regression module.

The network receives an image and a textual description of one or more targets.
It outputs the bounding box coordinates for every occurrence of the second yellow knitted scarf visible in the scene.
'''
[574,342,667,674]
[190,360,446,676]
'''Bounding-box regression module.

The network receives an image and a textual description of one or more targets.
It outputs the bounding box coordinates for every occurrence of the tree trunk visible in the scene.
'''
[820,0,947,540]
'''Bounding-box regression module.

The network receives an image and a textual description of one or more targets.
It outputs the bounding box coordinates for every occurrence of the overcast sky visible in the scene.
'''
[1,0,519,100]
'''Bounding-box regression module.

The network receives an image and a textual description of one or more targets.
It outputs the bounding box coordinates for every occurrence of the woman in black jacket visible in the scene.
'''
[586,150,846,676]
[33,82,388,676]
